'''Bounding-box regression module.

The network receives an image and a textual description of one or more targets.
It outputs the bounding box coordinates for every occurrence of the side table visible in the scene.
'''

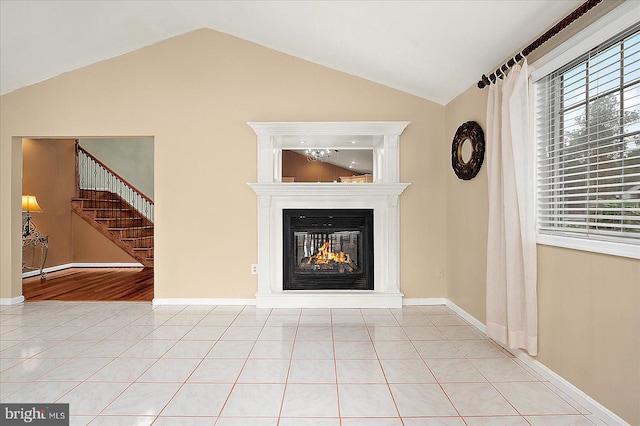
[22,235,48,279]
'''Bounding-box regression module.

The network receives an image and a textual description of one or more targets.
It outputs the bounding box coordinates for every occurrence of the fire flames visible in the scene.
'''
[307,241,351,265]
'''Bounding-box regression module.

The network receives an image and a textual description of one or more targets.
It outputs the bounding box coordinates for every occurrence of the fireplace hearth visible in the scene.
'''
[283,209,374,290]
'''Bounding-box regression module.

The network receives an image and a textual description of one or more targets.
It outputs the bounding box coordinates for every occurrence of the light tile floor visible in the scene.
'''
[0,303,608,425]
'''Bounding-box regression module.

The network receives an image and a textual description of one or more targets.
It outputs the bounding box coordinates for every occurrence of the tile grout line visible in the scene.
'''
[81,304,188,421]
[400,308,465,423]
[433,309,530,424]
[85,304,205,421]
[275,308,302,426]
[213,305,277,425]
[332,310,343,426]
[41,303,153,421]
[365,308,405,424]
[151,305,238,423]
[210,306,258,425]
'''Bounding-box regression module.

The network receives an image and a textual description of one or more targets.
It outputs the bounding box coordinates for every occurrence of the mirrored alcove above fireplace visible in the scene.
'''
[248,122,410,308]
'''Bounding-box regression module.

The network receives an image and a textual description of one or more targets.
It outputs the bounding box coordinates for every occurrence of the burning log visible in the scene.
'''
[299,241,359,273]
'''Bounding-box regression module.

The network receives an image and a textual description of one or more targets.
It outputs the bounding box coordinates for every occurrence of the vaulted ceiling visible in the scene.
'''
[1,0,585,105]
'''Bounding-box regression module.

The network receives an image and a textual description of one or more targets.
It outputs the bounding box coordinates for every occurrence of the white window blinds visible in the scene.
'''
[536,23,640,245]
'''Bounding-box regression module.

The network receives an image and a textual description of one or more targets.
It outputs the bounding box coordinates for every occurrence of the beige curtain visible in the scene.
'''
[486,59,538,356]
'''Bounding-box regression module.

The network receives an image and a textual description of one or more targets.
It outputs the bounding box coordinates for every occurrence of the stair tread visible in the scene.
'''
[79,207,132,211]
[95,217,143,221]
[108,225,153,230]
[98,221,145,225]
[95,217,142,222]
[72,198,120,202]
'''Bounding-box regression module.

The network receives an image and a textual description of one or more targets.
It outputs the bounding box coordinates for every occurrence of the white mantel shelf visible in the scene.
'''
[248,121,411,309]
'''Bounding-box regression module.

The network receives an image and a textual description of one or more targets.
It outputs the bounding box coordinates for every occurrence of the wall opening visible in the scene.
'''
[21,137,155,302]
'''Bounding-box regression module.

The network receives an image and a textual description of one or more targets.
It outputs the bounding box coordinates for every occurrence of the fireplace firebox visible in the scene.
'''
[283,209,374,290]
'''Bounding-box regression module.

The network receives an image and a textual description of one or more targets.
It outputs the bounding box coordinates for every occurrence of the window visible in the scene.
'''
[536,23,640,255]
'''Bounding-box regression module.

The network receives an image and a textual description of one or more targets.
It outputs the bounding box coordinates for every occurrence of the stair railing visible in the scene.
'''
[75,142,154,224]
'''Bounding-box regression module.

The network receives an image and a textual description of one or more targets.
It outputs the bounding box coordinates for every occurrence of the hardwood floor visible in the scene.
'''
[22,267,154,302]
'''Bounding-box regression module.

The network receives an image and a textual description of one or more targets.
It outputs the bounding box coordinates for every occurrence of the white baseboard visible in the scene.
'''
[22,263,73,278]
[22,262,144,278]
[444,300,627,425]
[153,298,257,306]
[403,297,447,306]
[158,296,435,308]
[445,299,487,334]
[0,295,25,305]
[71,262,144,268]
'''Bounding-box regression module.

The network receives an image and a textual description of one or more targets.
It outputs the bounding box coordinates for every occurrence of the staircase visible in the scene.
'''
[72,143,154,268]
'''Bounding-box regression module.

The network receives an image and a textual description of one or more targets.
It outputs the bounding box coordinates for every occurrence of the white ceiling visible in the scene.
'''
[0,0,584,105]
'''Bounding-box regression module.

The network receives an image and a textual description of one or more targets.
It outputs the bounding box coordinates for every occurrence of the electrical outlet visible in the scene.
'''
[436,267,444,278]
[251,264,258,275]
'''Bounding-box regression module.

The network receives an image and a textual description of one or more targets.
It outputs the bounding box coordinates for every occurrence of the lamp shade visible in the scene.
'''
[22,195,43,212]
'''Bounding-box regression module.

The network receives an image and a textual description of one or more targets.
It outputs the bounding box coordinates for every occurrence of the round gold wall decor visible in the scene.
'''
[451,121,485,180]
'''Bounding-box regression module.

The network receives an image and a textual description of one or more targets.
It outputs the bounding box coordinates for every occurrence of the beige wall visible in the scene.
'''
[444,84,640,424]
[537,246,639,424]
[0,28,446,301]
[444,85,489,323]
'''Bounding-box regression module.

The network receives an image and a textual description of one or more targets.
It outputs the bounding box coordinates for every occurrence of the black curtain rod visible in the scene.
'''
[477,0,603,89]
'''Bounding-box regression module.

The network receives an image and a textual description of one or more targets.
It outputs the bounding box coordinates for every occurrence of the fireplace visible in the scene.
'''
[283,209,374,290]
[248,121,410,308]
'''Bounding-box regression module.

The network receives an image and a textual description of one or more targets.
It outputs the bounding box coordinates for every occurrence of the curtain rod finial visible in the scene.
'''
[478,74,490,89]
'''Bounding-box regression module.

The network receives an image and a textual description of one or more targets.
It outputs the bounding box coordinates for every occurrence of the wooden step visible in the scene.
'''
[75,199,122,209]
[121,236,154,248]
[77,207,136,220]
[133,247,154,258]
[90,208,135,219]
[78,189,119,200]
[114,226,154,238]
[96,217,144,228]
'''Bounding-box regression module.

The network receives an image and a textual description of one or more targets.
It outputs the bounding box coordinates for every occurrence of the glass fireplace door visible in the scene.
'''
[283,209,373,290]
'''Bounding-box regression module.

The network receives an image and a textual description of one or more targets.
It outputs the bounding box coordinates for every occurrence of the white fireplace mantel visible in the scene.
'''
[248,121,411,308]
